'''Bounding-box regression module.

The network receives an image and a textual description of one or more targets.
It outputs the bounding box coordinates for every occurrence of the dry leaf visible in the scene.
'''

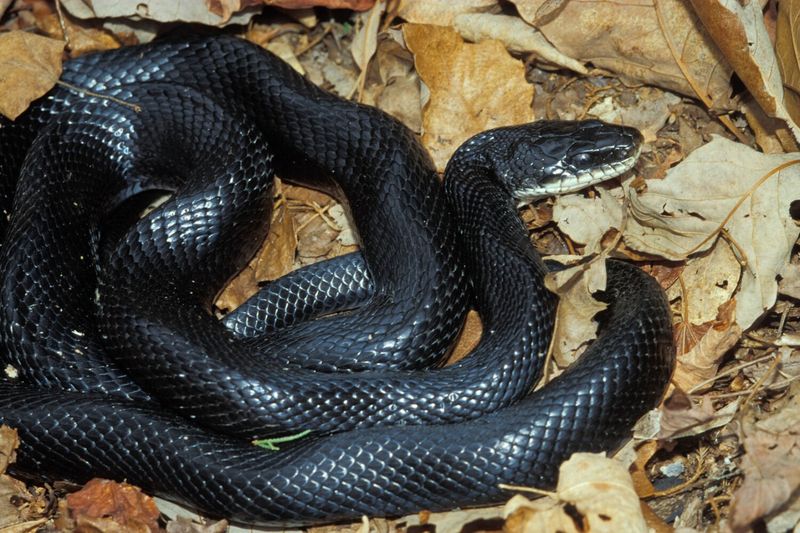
[0,31,64,120]
[350,0,385,100]
[205,0,262,22]
[403,23,534,171]
[543,259,608,366]
[453,13,587,74]
[730,385,800,531]
[626,136,800,329]
[511,0,735,110]
[448,309,483,364]
[504,453,647,533]
[397,0,499,26]
[362,31,422,132]
[665,241,740,326]
[36,14,121,56]
[552,186,624,255]
[656,390,739,440]
[672,300,742,393]
[699,0,800,142]
[263,0,374,9]
[65,478,161,533]
[60,0,258,26]
[165,515,229,533]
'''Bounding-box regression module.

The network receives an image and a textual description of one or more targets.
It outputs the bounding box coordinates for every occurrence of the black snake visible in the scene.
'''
[0,35,674,525]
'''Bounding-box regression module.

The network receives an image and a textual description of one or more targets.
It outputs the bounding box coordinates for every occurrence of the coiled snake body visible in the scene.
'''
[0,36,674,525]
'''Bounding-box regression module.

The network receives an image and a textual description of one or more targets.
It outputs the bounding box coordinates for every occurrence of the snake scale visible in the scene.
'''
[0,35,674,525]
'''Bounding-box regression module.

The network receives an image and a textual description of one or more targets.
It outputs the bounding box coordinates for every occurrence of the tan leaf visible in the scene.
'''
[60,0,258,25]
[543,259,608,366]
[397,0,499,26]
[403,23,534,171]
[504,453,648,533]
[511,0,735,110]
[552,185,625,255]
[656,390,739,440]
[453,13,587,74]
[205,0,262,23]
[263,0,374,9]
[350,0,385,100]
[730,388,800,532]
[361,31,422,132]
[36,14,120,56]
[65,478,160,532]
[448,310,483,364]
[165,515,228,533]
[0,426,18,474]
[672,300,742,393]
[666,241,740,326]
[625,136,800,329]
[0,31,64,120]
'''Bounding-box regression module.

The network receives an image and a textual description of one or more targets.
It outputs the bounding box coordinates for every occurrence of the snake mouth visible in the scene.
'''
[514,144,641,202]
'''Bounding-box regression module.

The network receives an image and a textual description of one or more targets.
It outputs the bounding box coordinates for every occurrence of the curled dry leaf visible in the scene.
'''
[511,0,735,110]
[730,383,800,532]
[504,453,647,533]
[656,390,739,440]
[453,13,587,74]
[543,258,608,367]
[672,299,742,394]
[403,23,534,171]
[448,310,483,364]
[0,31,64,120]
[36,14,121,56]
[350,0,385,100]
[693,0,800,142]
[626,136,800,330]
[64,478,161,533]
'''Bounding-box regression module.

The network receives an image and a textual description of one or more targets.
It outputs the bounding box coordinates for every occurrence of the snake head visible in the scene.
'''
[474,120,643,202]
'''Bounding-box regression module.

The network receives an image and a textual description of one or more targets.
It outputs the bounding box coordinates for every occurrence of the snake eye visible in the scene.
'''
[573,152,592,165]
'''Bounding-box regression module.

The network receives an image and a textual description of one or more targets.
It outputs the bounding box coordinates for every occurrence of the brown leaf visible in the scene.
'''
[397,0,498,26]
[36,14,120,56]
[0,31,64,120]
[165,516,228,533]
[447,310,482,364]
[403,23,534,171]
[205,0,263,22]
[0,426,18,475]
[512,0,735,110]
[65,478,161,533]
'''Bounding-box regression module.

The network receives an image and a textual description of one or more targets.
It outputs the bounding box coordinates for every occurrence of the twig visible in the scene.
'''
[56,80,142,112]
[54,0,71,52]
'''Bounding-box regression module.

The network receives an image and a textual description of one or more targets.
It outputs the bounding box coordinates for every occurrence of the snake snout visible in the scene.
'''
[496,120,643,202]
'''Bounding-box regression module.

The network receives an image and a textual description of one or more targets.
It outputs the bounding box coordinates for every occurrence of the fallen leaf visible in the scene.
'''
[36,13,121,56]
[362,30,422,132]
[453,13,587,74]
[730,384,800,531]
[60,0,259,26]
[448,309,483,364]
[350,0,385,100]
[204,0,262,23]
[656,390,739,440]
[65,478,161,533]
[672,300,742,393]
[503,453,648,533]
[0,31,64,120]
[165,515,228,533]
[397,0,499,26]
[511,0,735,110]
[552,185,625,255]
[543,258,608,366]
[403,23,534,171]
[692,0,792,116]
[0,426,17,474]
[263,0,374,9]
[625,136,800,329]
[666,241,740,326]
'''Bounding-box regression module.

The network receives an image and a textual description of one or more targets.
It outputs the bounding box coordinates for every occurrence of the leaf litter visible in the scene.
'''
[2,0,800,531]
